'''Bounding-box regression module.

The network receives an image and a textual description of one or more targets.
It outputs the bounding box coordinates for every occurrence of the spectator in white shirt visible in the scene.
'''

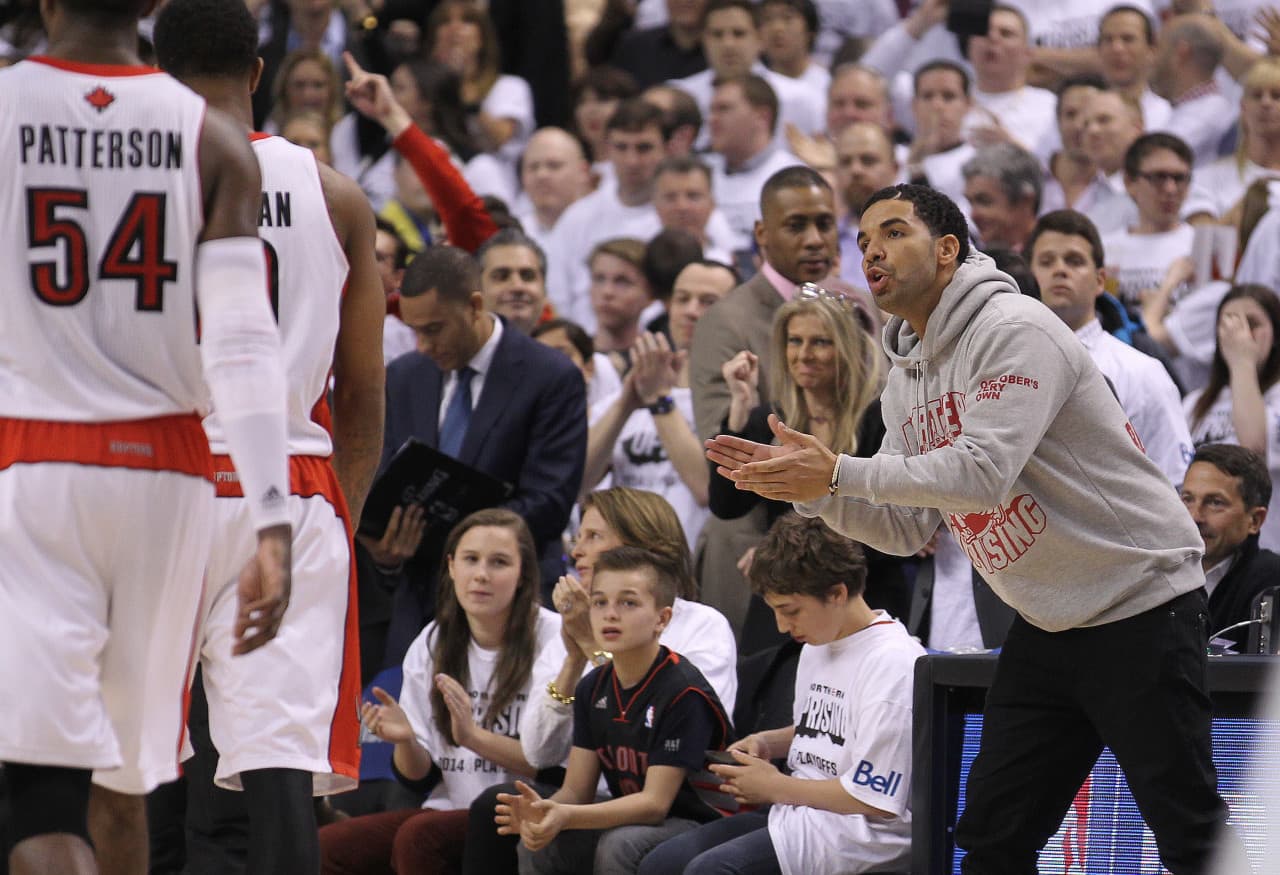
[905,60,976,210]
[1150,14,1236,165]
[963,143,1043,252]
[589,238,655,374]
[705,75,804,253]
[826,62,895,136]
[513,128,592,254]
[1098,4,1173,132]
[546,99,667,331]
[653,156,738,262]
[668,0,826,150]
[1041,75,1115,216]
[760,0,829,95]
[964,5,1059,161]
[1079,88,1145,231]
[1028,210,1193,485]
[1105,132,1196,310]
[1184,58,1280,222]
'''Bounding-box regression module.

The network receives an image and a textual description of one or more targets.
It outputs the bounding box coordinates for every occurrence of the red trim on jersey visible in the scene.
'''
[310,391,335,441]
[176,585,207,766]
[249,132,273,142]
[209,452,362,784]
[0,415,213,480]
[28,56,159,77]
[611,651,678,724]
[671,687,730,746]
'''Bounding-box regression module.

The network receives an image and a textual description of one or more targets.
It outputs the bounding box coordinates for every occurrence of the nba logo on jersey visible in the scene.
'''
[644,705,654,729]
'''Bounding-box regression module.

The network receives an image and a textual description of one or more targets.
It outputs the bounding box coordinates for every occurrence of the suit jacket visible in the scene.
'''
[369,319,586,667]
[1209,536,1280,651]
[690,271,783,442]
[907,560,1016,651]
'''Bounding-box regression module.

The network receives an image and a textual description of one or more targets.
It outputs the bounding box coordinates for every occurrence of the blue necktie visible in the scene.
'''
[439,366,475,458]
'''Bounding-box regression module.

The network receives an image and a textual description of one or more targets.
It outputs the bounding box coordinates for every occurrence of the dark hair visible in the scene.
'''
[863,184,971,263]
[991,3,1029,37]
[683,258,742,286]
[476,228,547,279]
[431,508,541,747]
[61,0,149,21]
[606,97,668,137]
[714,74,780,134]
[1055,72,1107,112]
[425,0,502,98]
[1191,285,1280,428]
[154,0,258,79]
[532,318,594,361]
[1100,4,1155,45]
[1025,210,1106,269]
[748,514,867,599]
[1123,132,1194,179]
[480,195,522,232]
[581,487,697,600]
[645,85,704,141]
[655,154,712,185]
[374,218,410,271]
[987,249,1040,298]
[761,0,820,48]
[760,165,832,213]
[913,59,970,97]
[401,244,481,303]
[395,59,480,162]
[1190,443,1273,509]
[572,65,640,106]
[643,230,704,304]
[703,0,761,28]
[592,546,679,609]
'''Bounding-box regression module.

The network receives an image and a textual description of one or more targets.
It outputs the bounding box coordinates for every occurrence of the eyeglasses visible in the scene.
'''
[798,283,855,309]
[1133,170,1191,188]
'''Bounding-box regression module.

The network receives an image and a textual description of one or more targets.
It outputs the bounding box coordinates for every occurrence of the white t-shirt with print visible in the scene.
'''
[589,386,710,547]
[399,608,566,810]
[1185,383,1280,549]
[1101,224,1195,308]
[768,614,925,875]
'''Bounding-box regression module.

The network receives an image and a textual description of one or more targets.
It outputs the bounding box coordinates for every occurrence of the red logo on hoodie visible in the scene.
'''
[904,392,966,452]
[947,493,1047,573]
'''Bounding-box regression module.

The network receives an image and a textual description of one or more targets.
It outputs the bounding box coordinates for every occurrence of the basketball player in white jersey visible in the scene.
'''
[148,0,385,872]
[0,2,293,875]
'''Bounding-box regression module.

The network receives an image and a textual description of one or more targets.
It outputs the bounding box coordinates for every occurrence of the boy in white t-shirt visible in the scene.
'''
[639,514,925,875]
[1103,132,1196,312]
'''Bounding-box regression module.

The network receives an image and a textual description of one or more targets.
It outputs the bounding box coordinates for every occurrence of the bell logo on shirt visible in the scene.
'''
[851,759,903,797]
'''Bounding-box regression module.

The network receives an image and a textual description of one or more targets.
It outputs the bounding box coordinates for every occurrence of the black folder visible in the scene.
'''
[358,439,513,539]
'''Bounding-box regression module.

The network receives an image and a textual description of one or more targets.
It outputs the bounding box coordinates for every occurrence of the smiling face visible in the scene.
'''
[785,311,837,393]
[571,506,624,585]
[1029,229,1103,331]
[857,196,958,329]
[589,566,670,652]
[447,524,522,624]
[1181,461,1266,568]
[755,184,838,284]
[763,585,847,645]
[480,244,546,333]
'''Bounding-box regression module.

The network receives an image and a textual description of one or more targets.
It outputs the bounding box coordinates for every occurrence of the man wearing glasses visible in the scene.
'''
[1103,133,1197,313]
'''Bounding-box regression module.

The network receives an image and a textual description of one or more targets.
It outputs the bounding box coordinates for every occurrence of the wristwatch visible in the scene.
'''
[646,395,676,416]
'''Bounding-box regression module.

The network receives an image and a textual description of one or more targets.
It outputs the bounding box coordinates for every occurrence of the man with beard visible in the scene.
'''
[834,121,900,289]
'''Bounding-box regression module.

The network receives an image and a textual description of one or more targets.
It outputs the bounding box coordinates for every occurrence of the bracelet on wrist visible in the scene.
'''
[547,680,575,706]
[646,395,676,416]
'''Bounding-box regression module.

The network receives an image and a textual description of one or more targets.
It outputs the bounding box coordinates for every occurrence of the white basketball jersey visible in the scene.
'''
[0,58,207,422]
[204,135,349,458]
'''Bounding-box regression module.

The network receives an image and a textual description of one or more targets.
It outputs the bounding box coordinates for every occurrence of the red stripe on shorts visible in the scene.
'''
[0,414,214,480]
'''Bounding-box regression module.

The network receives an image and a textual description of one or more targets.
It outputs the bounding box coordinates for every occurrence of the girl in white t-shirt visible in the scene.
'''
[639,515,925,875]
[1185,285,1280,549]
[319,509,564,874]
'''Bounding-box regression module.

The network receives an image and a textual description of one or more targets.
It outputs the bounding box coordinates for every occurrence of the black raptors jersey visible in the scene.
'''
[572,646,732,823]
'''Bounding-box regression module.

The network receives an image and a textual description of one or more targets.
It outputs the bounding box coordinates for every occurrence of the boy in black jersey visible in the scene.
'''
[496,546,732,874]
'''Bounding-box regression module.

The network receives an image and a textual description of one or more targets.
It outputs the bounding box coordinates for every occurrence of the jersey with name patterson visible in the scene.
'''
[573,646,731,823]
[0,57,207,423]
[202,135,349,459]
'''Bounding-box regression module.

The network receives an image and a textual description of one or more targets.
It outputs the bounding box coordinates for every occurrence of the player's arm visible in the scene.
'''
[197,106,292,654]
[321,163,386,521]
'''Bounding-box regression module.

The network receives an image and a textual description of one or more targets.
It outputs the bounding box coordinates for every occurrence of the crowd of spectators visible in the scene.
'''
[6,0,1280,871]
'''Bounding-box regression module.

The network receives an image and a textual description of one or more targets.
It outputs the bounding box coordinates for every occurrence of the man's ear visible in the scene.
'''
[1249,504,1268,535]
[937,233,961,266]
[248,56,266,96]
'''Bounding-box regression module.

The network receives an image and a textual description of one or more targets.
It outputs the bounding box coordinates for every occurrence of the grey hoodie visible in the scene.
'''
[796,253,1204,632]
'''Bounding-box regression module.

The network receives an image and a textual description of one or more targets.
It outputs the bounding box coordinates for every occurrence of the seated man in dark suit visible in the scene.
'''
[359,244,587,671]
[1180,443,1280,652]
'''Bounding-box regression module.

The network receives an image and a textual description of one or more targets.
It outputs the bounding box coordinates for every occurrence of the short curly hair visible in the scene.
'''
[154,0,259,79]
[863,184,971,263]
[748,514,867,600]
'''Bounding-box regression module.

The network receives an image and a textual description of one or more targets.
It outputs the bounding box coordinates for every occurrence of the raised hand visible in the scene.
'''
[234,524,291,655]
[361,686,416,744]
[495,780,546,838]
[342,52,412,137]
[631,332,680,407]
[553,574,594,655]
[1219,309,1266,375]
[435,673,478,747]
[707,414,838,502]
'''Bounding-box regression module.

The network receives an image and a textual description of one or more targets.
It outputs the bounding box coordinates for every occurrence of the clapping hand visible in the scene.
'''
[361,687,415,744]
[435,674,478,747]
[553,574,594,655]
[706,414,838,502]
[630,332,683,408]
[496,781,569,851]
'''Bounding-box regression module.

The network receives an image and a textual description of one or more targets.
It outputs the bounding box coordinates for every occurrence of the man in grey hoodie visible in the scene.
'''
[707,184,1228,873]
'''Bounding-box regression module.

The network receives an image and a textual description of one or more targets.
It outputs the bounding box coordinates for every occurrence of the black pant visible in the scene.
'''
[955,590,1227,875]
